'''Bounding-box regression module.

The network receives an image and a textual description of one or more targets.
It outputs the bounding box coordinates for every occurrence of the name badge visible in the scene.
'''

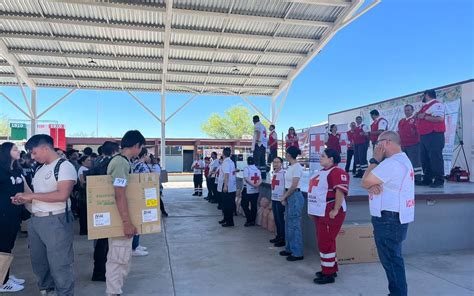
[113,178,127,187]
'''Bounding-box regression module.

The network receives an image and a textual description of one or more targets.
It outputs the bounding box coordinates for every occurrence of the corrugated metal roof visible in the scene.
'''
[0,0,369,96]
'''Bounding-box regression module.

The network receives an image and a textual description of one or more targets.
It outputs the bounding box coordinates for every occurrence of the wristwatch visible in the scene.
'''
[369,158,379,165]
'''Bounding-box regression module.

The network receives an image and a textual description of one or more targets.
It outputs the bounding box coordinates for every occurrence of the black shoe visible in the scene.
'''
[91,274,106,282]
[274,241,285,247]
[313,275,335,285]
[353,173,363,178]
[244,221,255,227]
[315,271,337,278]
[210,200,217,204]
[221,223,234,227]
[198,193,202,197]
[218,219,226,224]
[429,182,444,188]
[279,251,292,256]
[415,180,425,186]
[269,238,279,243]
[192,193,198,196]
[217,206,222,210]
[161,211,169,217]
[204,197,209,200]
[286,255,304,262]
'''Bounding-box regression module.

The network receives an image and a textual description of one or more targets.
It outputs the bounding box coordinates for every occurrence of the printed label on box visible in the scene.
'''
[113,178,127,187]
[144,187,158,207]
[93,212,111,227]
[142,209,158,223]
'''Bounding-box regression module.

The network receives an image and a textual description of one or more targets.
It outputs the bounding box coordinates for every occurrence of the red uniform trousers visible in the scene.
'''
[313,205,346,275]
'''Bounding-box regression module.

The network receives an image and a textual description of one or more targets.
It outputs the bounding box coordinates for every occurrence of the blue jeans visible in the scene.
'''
[272,200,285,241]
[132,235,140,250]
[285,191,304,257]
[372,212,409,296]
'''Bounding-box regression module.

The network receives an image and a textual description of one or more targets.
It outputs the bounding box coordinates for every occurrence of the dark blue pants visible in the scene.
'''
[272,200,285,241]
[372,212,409,296]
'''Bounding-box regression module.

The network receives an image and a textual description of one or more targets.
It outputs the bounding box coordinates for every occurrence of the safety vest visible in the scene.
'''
[307,166,348,217]
[268,130,278,149]
[326,133,341,153]
[398,116,420,147]
[353,124,369,144]
[370,117,388,143]
[416,99,446,135]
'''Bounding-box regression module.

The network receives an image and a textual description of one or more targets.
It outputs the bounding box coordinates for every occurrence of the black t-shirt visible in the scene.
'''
[0,167,25,221]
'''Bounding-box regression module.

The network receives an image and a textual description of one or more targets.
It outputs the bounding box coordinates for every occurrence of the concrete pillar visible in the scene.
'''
[30,89,37,135]
[160,92,166,169]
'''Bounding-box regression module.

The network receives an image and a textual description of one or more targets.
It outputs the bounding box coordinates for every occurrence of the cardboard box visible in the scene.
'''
[336,223,379,264]
[0,252,13,283]
[87,173,162,240]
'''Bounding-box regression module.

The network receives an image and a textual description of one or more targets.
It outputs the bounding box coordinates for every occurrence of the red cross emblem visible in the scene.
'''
[251,173,260,184]
[308,176,320,193]
[310,134,325,153]
[271,175,280,190]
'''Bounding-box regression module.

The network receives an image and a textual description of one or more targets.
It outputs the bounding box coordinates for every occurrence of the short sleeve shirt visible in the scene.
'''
[425,101,446,117]
[328,167,350,197]
[371,153,412,213]
[377,118,388,130]
[284,163,303,189]
[221,158,237,193]
[243,165,261,194]
[253,122,268,148]
[32,158,77,213]
[107,155,132,188]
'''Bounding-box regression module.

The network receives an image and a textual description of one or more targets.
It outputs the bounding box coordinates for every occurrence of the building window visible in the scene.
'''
[165,146,182,156]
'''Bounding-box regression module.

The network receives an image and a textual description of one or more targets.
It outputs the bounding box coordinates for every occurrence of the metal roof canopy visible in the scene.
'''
[0,0,379,168]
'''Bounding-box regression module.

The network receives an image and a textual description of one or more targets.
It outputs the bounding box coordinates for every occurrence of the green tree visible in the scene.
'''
[201,105,270,139]
[0,114,10,136]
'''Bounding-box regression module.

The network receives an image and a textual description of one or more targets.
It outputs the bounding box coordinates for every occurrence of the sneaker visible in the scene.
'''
[132,249,149,257]
[9,275,25,285]
[0,280,24,292]
[136,245,147,251]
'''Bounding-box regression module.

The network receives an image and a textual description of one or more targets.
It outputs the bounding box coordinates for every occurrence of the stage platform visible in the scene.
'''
[236,172,474,255]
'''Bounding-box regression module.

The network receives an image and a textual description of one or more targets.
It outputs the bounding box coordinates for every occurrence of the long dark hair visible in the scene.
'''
[0,142,22,173]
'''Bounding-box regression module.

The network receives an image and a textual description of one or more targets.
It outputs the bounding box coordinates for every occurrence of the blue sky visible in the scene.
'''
[1,0,473,138]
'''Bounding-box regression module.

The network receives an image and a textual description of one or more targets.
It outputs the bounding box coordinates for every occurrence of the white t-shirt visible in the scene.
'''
[191,160,205,175]
[284,162,303,189]
[218,158,237,193]
[359,123,370,133]
[377,118,388,130]
[78,166,89,178]
[243,165,261,194]
[32,158,77,213]
[253,122,268,148]
[425,100,446,117]
[209,158,220,177]
[370,152,415,224]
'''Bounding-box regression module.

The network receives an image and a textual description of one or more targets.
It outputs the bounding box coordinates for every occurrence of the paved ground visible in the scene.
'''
[8,180,474,296]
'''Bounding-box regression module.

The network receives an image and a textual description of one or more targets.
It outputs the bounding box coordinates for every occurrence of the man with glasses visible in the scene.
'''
[361,131,415,296]
[416,89,446,188]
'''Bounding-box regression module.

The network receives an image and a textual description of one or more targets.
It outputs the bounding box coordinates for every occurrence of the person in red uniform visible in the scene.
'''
[398,104,423,185]
[308,148,349,285]
[370,109,388,149]
[353,116,370,178]
[285,127,299,149]
[345,122,357,174]
[324,124,341,154]
[268,124,278,164]
[416,89,446,188]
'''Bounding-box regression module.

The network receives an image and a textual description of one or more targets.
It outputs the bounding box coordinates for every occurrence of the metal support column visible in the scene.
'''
[160,91,166,169]
[271,96,277,124]
[31,89,37,135]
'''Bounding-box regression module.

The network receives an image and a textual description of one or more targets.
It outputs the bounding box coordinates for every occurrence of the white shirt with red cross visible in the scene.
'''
[243,164,261,194]
[271,169,285,201]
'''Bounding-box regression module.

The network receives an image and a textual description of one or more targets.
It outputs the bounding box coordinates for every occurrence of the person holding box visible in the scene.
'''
[105,130,145,296]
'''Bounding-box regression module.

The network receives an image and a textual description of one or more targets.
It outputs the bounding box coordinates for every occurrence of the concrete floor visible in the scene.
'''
[8,181,474,296]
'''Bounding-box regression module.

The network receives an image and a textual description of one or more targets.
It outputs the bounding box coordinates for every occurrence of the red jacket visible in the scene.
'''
[398,116,420,147]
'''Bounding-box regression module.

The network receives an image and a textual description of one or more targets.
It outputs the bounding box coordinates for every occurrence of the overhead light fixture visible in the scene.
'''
[88,57,97,65]
[232,65,240,73]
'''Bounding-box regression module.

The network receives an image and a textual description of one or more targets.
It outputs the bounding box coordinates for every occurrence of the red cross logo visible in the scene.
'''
[251,173,260,184]
[271,175,280,190]
[410,170,414,181]
[308,176,320,193]
[310,134,325,153]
